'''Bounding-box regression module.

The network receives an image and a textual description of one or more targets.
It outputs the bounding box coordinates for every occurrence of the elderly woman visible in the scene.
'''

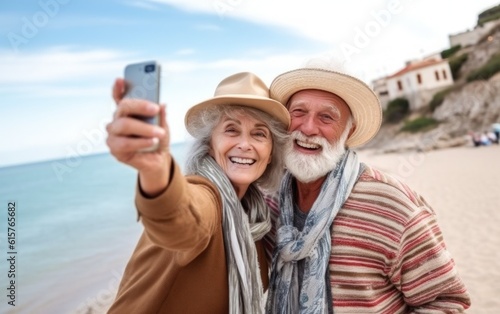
[106,72,289,313]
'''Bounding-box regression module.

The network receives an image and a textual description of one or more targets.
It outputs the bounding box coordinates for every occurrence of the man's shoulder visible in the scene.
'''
[358,164,410,191]
[357,163,391,181]
[353,164,431,210]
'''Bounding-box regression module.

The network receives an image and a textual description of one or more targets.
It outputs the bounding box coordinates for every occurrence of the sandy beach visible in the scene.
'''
[81,144,500,314]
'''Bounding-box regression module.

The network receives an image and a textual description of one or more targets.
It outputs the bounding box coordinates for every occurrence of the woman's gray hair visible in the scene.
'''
[185,105,288,192]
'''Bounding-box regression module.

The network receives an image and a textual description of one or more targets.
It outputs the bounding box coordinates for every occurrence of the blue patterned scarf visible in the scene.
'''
[266,150,360,313]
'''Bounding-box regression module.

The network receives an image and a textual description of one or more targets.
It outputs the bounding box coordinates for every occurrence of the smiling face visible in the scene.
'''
[210,111,273,199]
[283,89,354,183]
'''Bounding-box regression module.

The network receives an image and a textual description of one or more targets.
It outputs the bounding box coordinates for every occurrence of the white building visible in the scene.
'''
[374,56,454,110]
[449,20,500,48]
[372,77,390,110]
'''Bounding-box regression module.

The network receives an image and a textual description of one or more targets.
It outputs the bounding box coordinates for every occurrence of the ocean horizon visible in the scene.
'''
[0,142,189,313]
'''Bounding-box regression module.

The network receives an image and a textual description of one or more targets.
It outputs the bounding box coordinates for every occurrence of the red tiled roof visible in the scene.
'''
[388,59,446,78]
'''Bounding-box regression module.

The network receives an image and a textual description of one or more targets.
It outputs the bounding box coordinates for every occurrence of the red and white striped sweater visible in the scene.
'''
[264,165,470,313]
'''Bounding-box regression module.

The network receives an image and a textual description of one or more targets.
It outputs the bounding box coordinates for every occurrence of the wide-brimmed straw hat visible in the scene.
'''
[185,72,290,138]
[270,68,382,147]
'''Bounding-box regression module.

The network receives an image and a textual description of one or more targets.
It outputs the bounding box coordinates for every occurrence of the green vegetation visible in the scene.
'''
[384,98,409,123]
[429,87,455,111]
[467,53,500,82]
[401,117,439,133]
[441,45,461,59]
[478,5,500,25]
[448,53,468,80]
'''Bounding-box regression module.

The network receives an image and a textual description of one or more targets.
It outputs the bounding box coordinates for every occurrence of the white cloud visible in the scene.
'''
[146,0,500,82]
[147,0,496,42]
[0,47,130,85]
[0,85,110,98]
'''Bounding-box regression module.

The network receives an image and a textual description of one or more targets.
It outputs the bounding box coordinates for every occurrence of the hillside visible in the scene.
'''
[364,26,500,153]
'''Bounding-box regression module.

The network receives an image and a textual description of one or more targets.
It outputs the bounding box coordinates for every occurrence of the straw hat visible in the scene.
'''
[270,68,382,147]
[185,72,290,138]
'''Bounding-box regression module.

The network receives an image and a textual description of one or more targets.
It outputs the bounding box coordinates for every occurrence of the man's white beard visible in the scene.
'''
[284,127,350,183]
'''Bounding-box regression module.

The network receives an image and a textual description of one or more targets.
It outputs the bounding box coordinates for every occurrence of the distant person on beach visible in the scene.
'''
[481,132,492,146]
[493,123,500,144]
[264,66,471,313]
[469,131,482,147]
[106,72,289,313]
[487,131,498,144]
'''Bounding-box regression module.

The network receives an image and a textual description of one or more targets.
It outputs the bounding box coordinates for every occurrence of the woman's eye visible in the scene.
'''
[254,130,269,138]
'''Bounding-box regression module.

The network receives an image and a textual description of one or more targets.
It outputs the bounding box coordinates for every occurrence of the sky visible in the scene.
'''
[1,0,499,167]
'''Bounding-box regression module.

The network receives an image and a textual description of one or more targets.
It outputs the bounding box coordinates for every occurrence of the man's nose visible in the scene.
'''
[298,115,319,136]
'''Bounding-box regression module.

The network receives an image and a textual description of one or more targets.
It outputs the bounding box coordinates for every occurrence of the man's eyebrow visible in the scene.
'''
[289,99,343,118]
[319,103,341,115]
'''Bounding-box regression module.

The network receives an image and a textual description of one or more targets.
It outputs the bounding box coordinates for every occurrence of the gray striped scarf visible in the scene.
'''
[266,150,360,314]
[195,155,271,313]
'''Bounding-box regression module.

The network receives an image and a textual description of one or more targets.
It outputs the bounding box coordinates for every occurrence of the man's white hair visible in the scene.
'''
[302,56,348,72]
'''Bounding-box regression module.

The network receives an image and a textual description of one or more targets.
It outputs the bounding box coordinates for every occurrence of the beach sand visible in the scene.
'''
[81,145,500,313]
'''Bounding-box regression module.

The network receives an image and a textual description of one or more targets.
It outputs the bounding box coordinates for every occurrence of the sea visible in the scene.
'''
[0,142,189,314]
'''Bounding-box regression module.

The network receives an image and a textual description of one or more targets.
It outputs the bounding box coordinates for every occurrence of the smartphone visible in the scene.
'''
[124,61,161,151]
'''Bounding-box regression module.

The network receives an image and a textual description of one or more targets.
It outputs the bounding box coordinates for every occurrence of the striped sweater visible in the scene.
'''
[264,164,470,313]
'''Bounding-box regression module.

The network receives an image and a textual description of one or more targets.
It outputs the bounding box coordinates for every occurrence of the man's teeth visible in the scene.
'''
[296,140,320,149]
[230,157,255,165]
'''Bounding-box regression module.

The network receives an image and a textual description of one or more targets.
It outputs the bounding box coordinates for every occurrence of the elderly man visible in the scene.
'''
[265,68,470,313]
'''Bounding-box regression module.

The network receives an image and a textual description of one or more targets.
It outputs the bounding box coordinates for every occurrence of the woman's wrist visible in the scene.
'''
[138,156,172,198]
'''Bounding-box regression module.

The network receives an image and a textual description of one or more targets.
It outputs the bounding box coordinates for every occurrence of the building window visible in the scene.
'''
[417,73,422,84]
[435,70,440,81]
[397,80,403,91]
[442,69,447,80]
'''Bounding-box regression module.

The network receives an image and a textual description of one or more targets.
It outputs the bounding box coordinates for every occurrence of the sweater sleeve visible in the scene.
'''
[134,159,223,264]
[391,205,471,312]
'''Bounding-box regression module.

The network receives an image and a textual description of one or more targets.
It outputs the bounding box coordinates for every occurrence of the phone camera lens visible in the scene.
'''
[145,64,155,73]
